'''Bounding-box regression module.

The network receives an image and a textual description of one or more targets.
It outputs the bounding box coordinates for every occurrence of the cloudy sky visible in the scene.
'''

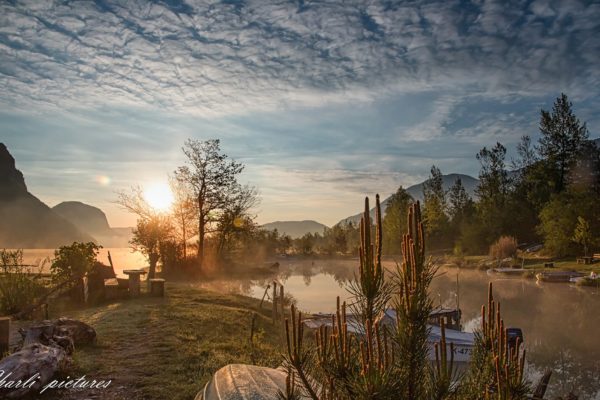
[1,0,599,227]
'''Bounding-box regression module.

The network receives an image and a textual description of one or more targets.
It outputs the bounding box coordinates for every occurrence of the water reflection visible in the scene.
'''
[200,260,600,398]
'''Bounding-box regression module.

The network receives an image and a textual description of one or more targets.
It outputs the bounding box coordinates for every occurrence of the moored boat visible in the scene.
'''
[536,271,585,283]
[488,267,527,276]
[303,307,476,363]
[570,271,599,285]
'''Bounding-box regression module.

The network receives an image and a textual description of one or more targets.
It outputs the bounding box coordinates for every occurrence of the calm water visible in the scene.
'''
[197,259,600,399]
[20,248,147,278]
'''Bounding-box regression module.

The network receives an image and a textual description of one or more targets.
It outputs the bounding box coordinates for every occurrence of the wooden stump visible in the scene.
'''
[104,278,119,300]
[0,343,69,398]
[0,317,9,355]
[149,279,165,297]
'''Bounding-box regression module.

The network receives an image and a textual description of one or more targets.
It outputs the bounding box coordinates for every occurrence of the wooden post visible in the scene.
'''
[272,281,278,323]
[259,284,270,309]
[0,317,10,355]
[279,285,285,317]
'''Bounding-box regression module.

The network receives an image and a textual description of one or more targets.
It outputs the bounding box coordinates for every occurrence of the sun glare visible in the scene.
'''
[144,182,174,212]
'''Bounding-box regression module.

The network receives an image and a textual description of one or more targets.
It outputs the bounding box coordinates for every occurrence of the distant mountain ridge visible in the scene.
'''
[0,143,94,248]
[337,173,479,226]
[52,201,132,247]
[261,220,329,238]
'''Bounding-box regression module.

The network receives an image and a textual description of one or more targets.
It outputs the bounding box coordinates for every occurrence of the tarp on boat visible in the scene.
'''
[196,364,292,400]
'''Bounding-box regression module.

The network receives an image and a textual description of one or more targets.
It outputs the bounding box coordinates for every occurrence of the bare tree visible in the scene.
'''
[116,186,173,279]
[174,139,245,268]
[215,184,259,256]
[169,176,197,259]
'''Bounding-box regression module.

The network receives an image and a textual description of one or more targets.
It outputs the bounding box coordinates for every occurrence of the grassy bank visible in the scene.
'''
[49,284,284,400]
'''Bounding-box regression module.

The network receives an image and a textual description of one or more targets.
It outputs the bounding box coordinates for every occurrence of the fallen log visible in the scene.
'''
[0,318,96,398]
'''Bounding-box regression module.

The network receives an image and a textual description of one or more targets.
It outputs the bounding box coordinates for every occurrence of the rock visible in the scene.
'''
[54,318,97,346]
[0,143,27,199]
[0,143,95,248]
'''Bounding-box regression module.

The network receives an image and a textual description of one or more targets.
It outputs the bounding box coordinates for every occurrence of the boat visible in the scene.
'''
[196,364,306,400]
[488,267,527,276]
[570,271,599,285]
[303,307,476,363]
[382,309,475,363]
[536,271,585,283]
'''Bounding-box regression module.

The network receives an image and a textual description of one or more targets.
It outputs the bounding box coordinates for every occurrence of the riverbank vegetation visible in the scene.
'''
[288,94,600,264]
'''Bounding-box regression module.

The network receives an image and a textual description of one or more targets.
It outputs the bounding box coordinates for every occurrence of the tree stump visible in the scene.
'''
[0,343,69,398]
[149,279,165,297]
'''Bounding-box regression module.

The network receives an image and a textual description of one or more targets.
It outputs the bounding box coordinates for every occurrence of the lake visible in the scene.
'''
[20,248,147,278]
[196,259,600,399]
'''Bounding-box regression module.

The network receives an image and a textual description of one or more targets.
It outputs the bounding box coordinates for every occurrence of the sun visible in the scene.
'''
[144,182,174,212]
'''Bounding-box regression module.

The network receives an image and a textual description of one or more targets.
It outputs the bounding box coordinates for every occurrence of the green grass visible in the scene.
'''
[49,283,284,400]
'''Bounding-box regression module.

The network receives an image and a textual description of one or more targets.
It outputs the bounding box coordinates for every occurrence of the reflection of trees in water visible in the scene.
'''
[527,347,600,399]
[282,260,358,285]
[432,266,600,397]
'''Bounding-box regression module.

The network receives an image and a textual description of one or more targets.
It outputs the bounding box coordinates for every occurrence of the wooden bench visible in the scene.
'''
[149,279,166,297]
[544,262,554,268]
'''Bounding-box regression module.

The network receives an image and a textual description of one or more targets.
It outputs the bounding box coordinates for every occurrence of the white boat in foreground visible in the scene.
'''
[382,309,475,363]
[196,364,303,400]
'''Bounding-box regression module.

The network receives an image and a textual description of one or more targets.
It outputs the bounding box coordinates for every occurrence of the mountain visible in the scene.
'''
[53,201,111,235]
[0,143,95,248]
[52,201,132,247]
[337,173,479,226]
[261,220,329,238]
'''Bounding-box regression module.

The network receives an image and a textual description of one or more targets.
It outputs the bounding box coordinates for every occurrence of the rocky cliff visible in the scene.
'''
[0,143,95,248]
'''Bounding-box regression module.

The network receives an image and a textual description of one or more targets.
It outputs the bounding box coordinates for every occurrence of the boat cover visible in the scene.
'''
[196,364,290,400]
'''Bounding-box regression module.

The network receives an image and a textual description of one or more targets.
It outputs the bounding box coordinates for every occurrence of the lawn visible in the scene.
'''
[47,283,284,400]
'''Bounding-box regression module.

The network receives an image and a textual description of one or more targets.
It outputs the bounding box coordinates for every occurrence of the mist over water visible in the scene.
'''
[198,260,600,398]
[21,248,147,278]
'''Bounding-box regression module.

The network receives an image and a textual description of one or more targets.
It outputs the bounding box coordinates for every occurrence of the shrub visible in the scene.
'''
[489,235,518,259]
[0,249,46,315]
[51,242,101,284]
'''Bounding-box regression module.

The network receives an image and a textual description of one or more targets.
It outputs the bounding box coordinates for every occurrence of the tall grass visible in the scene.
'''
[0,249,46,315]
[489,236,518,260]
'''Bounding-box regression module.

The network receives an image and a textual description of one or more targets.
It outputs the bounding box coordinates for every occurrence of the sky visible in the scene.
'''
[1,0,599,228]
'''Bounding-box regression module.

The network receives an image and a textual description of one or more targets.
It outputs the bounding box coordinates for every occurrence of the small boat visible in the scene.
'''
[570,271,599,285]
[196,364,306,400]
[536,271,585,283]
[488,267,527,276]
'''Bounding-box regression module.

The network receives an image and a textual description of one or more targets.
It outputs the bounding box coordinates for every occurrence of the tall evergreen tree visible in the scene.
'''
[422,165,449,247]
[382,186,413,254]
[447,177,473,225]
[475,143,511,243]
[538,93,589,193]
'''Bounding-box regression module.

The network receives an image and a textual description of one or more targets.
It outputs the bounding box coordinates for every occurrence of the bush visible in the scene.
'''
[489,235,518,259]
[0,249,46,315]
[51,242,101,284]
